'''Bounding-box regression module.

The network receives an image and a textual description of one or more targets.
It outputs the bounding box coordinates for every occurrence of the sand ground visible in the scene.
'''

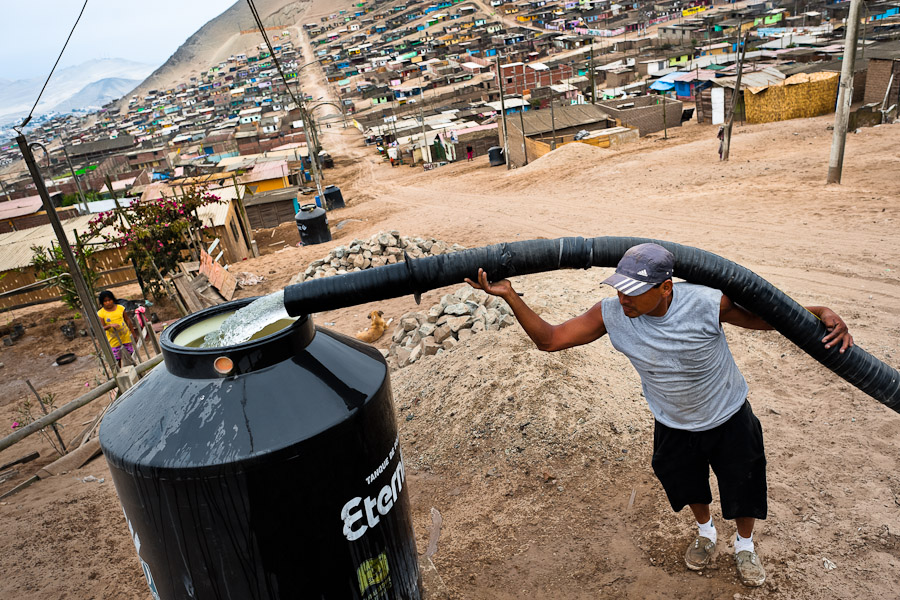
[2,25,900,600]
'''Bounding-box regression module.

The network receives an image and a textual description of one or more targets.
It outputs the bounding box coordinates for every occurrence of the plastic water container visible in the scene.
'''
[99,301,423,599]
[295,203,332,245]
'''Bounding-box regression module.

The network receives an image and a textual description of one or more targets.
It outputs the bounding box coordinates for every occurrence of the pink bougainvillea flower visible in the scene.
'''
[12,422,19,429]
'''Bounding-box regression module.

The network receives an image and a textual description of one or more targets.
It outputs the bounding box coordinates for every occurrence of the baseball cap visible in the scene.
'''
[602,243,674,296]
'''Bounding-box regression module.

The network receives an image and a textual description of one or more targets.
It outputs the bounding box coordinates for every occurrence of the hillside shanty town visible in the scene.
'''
[1,0,899,597]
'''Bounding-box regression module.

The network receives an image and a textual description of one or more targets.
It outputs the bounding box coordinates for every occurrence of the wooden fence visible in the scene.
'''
[0,246,137,311]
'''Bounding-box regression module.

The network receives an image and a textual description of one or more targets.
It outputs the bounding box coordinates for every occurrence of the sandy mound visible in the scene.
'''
[513,142,613,177]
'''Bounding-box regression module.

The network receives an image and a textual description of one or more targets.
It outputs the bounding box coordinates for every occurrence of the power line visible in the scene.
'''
[244,0,325,201]
[245,0,304,109]
[16,0,90,132]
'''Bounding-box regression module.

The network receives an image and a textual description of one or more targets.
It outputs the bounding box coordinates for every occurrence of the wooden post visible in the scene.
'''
[662,94,668,139]
[25,380,67,455]
[230,175,257,257]
[144,319,161,355]
[721,30,747,161]
[827,0,864,184]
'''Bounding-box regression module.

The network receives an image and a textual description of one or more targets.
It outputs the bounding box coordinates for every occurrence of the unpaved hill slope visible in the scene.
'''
[125,0,352,100]
[1,113,898,599]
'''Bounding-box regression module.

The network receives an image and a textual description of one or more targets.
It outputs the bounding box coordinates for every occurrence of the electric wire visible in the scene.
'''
[16,0,90,132]
[244,0,304,110]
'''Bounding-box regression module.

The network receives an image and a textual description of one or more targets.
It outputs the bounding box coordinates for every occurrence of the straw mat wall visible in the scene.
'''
[745,72,839,124]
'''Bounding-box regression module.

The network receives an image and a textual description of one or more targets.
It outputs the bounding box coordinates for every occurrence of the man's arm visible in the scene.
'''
[720,295,854,353]
[465,268,607,352]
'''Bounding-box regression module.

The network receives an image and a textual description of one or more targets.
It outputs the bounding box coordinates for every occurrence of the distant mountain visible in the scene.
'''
[0,58,154,123]
[51,77,142,113]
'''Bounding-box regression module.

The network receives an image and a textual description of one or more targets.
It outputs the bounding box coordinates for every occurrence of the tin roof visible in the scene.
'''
[0,215,113,272]
[0,195,44,220]
[237,160,289,184]
[714,67,786,89]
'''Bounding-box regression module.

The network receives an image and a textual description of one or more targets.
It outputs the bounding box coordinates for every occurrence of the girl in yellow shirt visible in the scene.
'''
[98,290,138,366]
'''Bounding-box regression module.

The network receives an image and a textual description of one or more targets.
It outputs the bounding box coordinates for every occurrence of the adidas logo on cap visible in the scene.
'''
[637,269,648,277]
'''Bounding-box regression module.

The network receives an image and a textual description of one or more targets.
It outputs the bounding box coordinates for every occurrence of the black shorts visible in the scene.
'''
[651,400,767,520]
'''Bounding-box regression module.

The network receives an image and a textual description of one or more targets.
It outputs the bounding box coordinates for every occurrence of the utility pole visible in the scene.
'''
[518,100,528,165]
[419,102,430,164]
[496,54,511,169]
[721,30,747,161]
[589,44,596,104]
[17,135,117,373]
[299,98,325,202]
[827,0,863,184]
[390,103,403,166]
[550,98,557,150]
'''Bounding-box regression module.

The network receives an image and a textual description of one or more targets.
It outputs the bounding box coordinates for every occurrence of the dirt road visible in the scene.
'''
[2,69,899,600]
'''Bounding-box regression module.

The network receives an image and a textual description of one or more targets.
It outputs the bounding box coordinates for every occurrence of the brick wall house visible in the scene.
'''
[495,62,575,96]
[598,96,683,136]
[863,57,900,106]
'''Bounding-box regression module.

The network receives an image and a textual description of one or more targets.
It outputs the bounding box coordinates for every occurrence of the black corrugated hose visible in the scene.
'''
[284,236,899,412]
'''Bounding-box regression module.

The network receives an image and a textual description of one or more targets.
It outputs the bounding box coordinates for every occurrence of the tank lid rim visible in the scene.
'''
[160,297,311,355]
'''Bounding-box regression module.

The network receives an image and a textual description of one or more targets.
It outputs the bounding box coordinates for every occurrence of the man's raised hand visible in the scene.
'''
[465,268,513,299]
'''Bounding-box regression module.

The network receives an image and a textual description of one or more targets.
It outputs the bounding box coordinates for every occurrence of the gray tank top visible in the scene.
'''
[601,283,748,431]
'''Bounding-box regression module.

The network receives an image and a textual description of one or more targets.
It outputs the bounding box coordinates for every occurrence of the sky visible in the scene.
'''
[0,0,238,81]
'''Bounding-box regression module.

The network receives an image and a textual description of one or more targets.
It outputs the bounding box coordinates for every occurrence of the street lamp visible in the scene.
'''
[29,141,89,214]
[309,101,347,130]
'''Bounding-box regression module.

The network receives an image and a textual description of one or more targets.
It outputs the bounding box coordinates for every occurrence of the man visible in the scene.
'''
[97,290,139,367]
[466,243,853,587]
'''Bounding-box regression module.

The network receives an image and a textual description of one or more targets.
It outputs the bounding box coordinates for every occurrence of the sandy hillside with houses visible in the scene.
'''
[1,111,899,599]
[1,0,900,597]
[124,0,336,100]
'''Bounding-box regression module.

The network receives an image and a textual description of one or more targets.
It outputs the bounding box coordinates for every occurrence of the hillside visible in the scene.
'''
[125,0,354,101]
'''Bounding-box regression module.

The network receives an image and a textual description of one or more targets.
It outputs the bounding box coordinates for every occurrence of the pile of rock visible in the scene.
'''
[387,286,516,369]
[291,231,465,283]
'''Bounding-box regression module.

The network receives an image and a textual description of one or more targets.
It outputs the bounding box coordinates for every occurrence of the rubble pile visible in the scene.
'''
[386,286,516,369]
[291,231,465,283]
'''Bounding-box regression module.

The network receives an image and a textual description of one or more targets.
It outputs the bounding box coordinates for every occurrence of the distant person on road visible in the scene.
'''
[466,145,474,161]
[98,290,138,367]
[466,243,853,588]
[717,125,725,160]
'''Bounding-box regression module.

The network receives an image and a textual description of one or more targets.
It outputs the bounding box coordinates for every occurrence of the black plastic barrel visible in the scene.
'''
[295,203,332,245]
[99,300,422,599]
[323,184,346,210]
[487,146,504,166]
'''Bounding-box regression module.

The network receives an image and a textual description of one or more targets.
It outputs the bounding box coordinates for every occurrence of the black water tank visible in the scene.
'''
[323,184,345,210]
[99,301,423,599]
[295,203,332,245]
[488,146,504,166]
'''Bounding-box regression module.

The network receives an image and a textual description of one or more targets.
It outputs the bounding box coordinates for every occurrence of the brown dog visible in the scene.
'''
[356,310,388,343]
